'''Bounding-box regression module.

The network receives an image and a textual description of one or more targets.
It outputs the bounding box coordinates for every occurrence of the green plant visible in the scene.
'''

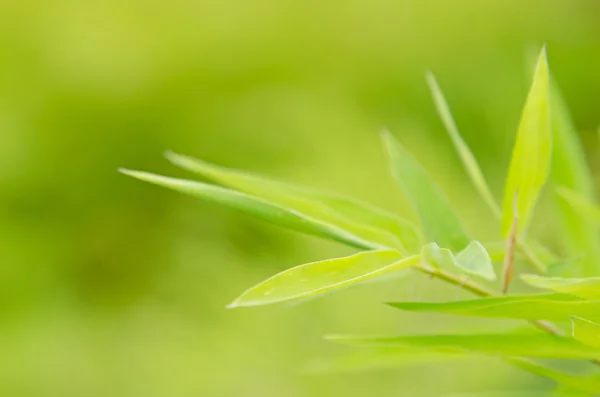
[121,47,600,396]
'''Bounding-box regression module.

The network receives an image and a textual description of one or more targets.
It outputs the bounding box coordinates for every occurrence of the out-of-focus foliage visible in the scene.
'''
[3,0,600,396]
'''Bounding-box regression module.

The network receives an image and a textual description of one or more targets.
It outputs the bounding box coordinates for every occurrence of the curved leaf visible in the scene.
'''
[382,130,470,252]
[571,316,600,348]
[556,186,600,225]
[422,241,496,280]
[522,274,600,300]
[501,47,552,237]
[388,293,600,322]
[165,151,422,254]
[426,72,500,218]
[326,333,600,359]
[119,169,381,250]
[228,250,419,308]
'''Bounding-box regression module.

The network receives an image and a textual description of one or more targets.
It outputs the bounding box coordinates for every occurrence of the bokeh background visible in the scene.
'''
[2,0,600,396]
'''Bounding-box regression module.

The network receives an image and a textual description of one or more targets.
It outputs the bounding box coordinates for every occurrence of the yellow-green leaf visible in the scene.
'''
[501,47,552,237]
[165,151,421,254]
[422,241,496,280]
[382,130,470,252]
[120,169,381,250]
[388,293,600,322]
[522,274,600,300]
[326,333,600,359]
[550,79,600,276]
[426,72,500,218]
[228,250,419,308]
[571,316,600,348]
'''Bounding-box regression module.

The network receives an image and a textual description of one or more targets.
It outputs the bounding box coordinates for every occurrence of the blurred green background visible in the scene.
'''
[2,0,600,396]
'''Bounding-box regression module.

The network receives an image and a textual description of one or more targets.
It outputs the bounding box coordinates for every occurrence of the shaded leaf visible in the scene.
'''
[550,79,600,277]
[120,169,382,250]
[326,333,600,359]
[388,293,600,322]
[508,358,600,395]
[556,186,600,225]
[522,274,600,300]
[501,47,552,237]
[426,71,501,218]
[381,130,470,252]
[165,151,421,254]
[571,316,600,348]
[422,241,496,280]
[228,250,419,308]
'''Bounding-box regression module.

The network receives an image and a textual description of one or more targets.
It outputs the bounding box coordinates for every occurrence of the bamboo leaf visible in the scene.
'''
[326,333,600,359]
[426,72,500,218]
[556,186,600,225]
[550,79,600,276]
[165,151,422,254]
[119,169,382,250]
[381,130,470,252]
[228,250,419,308]
[388,293,600,322]
[422,241,496,280]
[522,274,600,300]
[501,47,552,237]
[571,316,600,348]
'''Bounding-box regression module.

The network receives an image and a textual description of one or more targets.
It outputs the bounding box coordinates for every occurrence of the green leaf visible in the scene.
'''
[307,347,462,373]
[426,72,501,218]
[571,316,600,348]
[550,79,600,276]
[228,250,419,308]
[326,333,600,359]
[556,186,600,225]
[421,241,496,280]
[388,293,600,322]
[522,274,600,300]
[508,358,600,395]
[119,169,382,250]
[381,130,470,252]
[165,151,422,254]
[501,47,552,237]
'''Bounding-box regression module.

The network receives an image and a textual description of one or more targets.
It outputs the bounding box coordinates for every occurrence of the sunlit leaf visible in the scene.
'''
[119,169,382,250]
[556,186,600,225]
[228,250,419,308]
[426,72,501,218]
[571,316,600,348]
[550,79,600,276]
[422,241,496,280]
[381,130,470,252]
[501,47,551,237]
[165,151,422,254]
[388,293,600,322]
[522,274,600,300]
[326,333,600,359]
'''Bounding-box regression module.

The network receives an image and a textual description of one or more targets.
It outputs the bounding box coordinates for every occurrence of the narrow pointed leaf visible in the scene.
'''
[426,72,501,218]
[388,293,600,322]
[422,241,496,280]
[556,186,600,225]
[501,48,552,236]
[550,79,600,276]
[326,333,600,359]
[120,169,381,250]
[522,274,600,300]
[571,316,600,348]
[382,130,470,251]
[228,250,419,308]
[508,358,600,395]
[165,151,421,254]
